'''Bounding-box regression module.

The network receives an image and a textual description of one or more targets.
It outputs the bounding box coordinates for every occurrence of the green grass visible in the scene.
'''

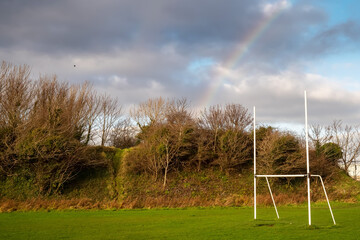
[1,204,360,239]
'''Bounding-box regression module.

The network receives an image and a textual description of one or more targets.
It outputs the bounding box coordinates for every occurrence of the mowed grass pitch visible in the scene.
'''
[1,204,360,240]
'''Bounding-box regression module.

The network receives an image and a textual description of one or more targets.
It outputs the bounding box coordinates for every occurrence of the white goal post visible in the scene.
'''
[253,91,336,225]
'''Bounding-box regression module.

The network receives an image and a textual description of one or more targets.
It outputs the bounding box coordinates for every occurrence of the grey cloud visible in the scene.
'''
[304,21,360,56]
[0,0,323,57]
[0,0,349,75]
[231,3,328,69]
[0,0,355,64]
[0,0,141,53]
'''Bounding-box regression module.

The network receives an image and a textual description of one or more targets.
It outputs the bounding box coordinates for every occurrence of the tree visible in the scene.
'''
[128,98,195,188]
[83,89,101,145]
[223,103,252,131]
[98,94,122,146]
[329,120,360,173]
[110,117,136,149]
[192,128,214,171]
[130,97,168,130]
[309,124,332,156]
[197,104,252,172]
[0,62,109,195]
[160,98,195,187]
[198,105,225,154]
[320,142,342,164]
[257,130,304,175]
[0,62,34,176]
[215,130,252,173]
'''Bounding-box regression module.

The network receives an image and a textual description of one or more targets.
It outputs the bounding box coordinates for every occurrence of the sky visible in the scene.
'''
[1,0,360,129]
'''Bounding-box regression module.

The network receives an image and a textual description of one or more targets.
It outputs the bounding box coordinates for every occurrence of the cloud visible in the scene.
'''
[1,0,360,128]
[304,21,360,56]
[262,0,290,16]
[0,0,260,54]
[203,64,360,125]
[0,0,327,58]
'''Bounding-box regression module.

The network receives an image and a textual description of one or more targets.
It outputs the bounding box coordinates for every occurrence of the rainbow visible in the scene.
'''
[198,7,285,108]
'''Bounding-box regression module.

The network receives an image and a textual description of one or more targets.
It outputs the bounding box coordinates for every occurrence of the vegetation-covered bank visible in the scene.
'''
[1,147,360,212]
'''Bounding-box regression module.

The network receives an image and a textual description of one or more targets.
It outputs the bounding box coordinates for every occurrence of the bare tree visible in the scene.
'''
[110,117,136,148]
[84,92,101,145]
[0,62,34,175]
[128,98,195,188]
[197,104,252,172]
[127,98,170,181]
[223,104,252,131]
[0,62,33,129]
[161,98,194,188]
[309,124,332,154]
[130,97,168,130]
[198,105,225,153]
[98,94,122,146]
[330,120,360,173]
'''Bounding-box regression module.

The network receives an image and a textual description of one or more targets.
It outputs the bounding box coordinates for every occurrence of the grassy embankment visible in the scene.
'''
[1,147,360,211]
[1,204,360,239]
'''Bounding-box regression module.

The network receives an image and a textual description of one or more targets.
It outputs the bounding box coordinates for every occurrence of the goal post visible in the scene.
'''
[253,91,336,225]
[253,106,256,220]
[305,90,311,226]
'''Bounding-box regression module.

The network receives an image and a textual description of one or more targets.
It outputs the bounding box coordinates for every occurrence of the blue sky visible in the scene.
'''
[305,0,360,90]
[312,0,360,24]
[1,0,360,127]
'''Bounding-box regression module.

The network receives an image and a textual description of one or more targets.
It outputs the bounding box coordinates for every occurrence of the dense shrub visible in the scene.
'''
[213,130,252,172]
[257,130,305,175]
[320,142,343,164]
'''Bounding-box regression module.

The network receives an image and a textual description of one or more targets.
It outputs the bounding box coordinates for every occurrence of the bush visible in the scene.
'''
[257,131,305,175]
[213,130,252,173]
[320,142,342,164]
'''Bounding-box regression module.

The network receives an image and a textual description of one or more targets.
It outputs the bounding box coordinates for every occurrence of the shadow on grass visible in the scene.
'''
[251,218,338,230]
[251,219,285,227]
[306,224,341,230]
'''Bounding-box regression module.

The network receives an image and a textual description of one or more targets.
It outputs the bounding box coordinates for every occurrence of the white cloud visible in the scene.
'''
[262,0,291,17]
[109,75,128,87]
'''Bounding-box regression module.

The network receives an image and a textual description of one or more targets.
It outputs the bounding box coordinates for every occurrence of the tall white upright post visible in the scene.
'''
[254,106,256,220]
[304,91,311,226]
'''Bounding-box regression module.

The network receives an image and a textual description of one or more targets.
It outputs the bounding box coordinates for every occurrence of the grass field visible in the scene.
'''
[1,203,360,240]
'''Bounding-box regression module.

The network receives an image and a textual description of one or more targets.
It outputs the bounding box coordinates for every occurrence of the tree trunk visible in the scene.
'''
[163,145,169,189]
[85,123,92,145]
[101,117,106,146]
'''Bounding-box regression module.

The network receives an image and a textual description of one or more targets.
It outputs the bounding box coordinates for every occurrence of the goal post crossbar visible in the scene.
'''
[256,174,306,178]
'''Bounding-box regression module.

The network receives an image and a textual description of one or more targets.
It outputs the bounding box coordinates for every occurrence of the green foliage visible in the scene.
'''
[12,128,87,195]
[320,142,342,163]
[0,175,39,200]
[61,167,110,200]
[62,147,127,201]
[255,126,274,142]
